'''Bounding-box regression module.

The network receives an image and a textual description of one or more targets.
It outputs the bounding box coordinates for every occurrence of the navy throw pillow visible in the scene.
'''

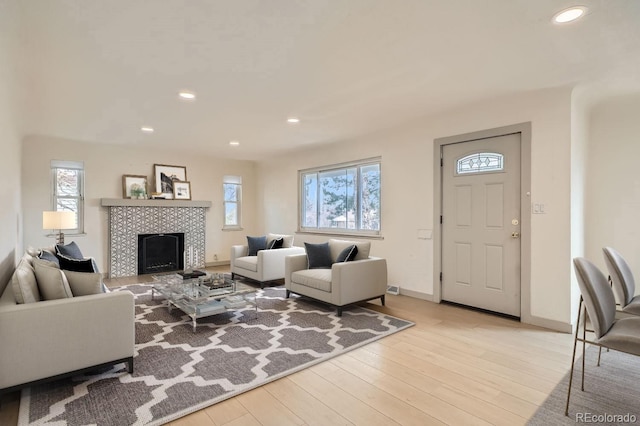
[247,236,267,256]
[305,242,332,269]
[38,250,61,267]
[55,241,84,260]
[57,255,98,273]
[336,245,358,263]
[267,237,284,250]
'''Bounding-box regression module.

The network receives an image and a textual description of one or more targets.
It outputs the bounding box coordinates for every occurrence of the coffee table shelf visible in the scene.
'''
[151,273,257,331]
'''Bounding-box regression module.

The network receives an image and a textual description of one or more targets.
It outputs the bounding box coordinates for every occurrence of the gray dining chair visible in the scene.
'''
[566,257,640,416]
[603,247,640,315]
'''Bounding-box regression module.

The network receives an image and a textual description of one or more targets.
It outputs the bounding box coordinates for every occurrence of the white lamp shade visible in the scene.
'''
[43,211,76,230]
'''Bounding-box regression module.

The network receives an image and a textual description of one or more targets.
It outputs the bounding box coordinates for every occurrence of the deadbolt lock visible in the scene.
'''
[511,232,520,239]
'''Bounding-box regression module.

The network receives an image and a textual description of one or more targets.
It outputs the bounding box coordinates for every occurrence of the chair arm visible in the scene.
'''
[258,247,306,281]
[331,257,388,305]
[0,291,135,389]
[230,245,249,266]
[285,254,309,287]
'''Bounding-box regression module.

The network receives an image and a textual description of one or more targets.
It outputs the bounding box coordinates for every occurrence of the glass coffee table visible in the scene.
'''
[151,273,257,331]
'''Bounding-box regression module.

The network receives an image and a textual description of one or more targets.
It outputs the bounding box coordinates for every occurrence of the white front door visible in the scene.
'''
[441,133,521,317]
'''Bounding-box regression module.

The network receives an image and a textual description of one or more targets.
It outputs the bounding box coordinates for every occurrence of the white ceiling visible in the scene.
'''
[17,0,640,160]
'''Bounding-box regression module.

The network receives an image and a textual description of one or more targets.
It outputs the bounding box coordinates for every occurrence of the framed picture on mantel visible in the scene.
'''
[154,164,187,199]
[173,181,192,200]
[122,175,148,199]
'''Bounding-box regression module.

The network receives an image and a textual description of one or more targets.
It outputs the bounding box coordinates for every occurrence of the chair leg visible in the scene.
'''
[597,346,602,366]
[337,307,343,317]
[285,290,291,298]
[380,294,385,306]
[565,297,583,416]
[231,272,235,280]
[581,306,587,392]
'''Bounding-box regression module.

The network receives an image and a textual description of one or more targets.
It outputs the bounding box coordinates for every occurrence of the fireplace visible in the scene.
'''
[138,233,184,275]
[102,199,210,278]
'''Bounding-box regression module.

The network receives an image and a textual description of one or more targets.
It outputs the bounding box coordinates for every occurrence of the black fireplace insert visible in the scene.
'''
[137,233,184,275]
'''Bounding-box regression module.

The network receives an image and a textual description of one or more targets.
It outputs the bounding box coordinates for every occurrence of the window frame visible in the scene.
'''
[222,175,242,230]
[455,151,505,175]
[298,157,382,237]
[50,160,85,235]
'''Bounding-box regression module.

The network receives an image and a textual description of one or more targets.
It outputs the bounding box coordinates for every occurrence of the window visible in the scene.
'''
[223,175,242,229]
[300,158,381,235]
[51,160,84,234]
[456,152,504,175]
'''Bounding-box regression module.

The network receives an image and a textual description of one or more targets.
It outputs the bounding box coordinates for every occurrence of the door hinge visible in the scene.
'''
[440,157,443,167]
[440,215,443,224]
[439,272,443,282]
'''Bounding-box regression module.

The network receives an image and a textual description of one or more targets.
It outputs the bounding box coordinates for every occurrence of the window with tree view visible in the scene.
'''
[300,159,381,235]
[223,175,242,229]
[51,160,84,234]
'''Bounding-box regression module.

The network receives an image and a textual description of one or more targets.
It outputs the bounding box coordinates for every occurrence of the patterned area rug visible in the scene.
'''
[19,284,413,425]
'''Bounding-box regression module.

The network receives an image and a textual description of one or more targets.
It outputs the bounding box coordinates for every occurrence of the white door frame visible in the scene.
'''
[433,122,532,322]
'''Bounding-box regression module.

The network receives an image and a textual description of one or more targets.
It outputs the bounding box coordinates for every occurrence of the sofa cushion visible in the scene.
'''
[34,259,73,300]
[305,242,332,269]
[55,241,84,259]
[291,269,332,292]
[26,246,41,257]
[64,270,105,296]
[235,256,259,272]
[267,233,294,248]
[11,258,41,304]
[329,239,371,262]
[267,237,284,250]
[336,245,358,263]
[57,255,98,273]
[38,250,61,268]
[247,236,267,256]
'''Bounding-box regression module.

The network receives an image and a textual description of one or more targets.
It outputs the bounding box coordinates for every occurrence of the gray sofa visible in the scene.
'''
[285,239,387,316]
[231,233,305,287]
[0,251,135,395]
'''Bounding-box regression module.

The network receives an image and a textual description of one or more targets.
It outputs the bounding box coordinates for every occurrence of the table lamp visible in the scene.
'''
[43,211,76,245]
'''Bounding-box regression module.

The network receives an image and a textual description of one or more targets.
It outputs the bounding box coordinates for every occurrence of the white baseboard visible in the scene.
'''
[397,288,433,302]
[397,289,571,333]
[523,315,572,334]
[205,261,231,268]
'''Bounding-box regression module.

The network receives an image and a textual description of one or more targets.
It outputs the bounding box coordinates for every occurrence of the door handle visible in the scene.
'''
[511,232,520,239]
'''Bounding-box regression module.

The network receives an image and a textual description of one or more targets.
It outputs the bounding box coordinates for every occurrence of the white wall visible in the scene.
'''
[585,93,640,282]
[21,136,258,273]
[257,87,575,330]
[570,87,590,324]
[0,1,23,293]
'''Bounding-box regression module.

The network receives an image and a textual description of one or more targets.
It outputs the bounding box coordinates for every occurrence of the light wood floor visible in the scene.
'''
[0,268,574,425]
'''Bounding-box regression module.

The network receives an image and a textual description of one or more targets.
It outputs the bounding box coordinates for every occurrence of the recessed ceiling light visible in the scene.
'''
[287,117,300,123]
[553,6,587,23]
[178,91,196,100]
[141,126,154,133]
[229,140,240,147]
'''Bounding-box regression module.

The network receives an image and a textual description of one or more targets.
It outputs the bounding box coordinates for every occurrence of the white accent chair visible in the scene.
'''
[231,233,305,288]
[285,239,387,316]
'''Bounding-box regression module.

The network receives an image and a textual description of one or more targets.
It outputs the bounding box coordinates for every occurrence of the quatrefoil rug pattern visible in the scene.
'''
[19,285,413,426]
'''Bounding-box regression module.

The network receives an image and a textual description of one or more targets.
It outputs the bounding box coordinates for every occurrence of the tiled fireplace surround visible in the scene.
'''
[102,199,211,278]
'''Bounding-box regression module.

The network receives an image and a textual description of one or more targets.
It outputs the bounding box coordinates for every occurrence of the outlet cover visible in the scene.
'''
[386,285,400,295]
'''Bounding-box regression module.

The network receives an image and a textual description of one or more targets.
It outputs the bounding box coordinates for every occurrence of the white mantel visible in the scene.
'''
[101,198,212,208]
